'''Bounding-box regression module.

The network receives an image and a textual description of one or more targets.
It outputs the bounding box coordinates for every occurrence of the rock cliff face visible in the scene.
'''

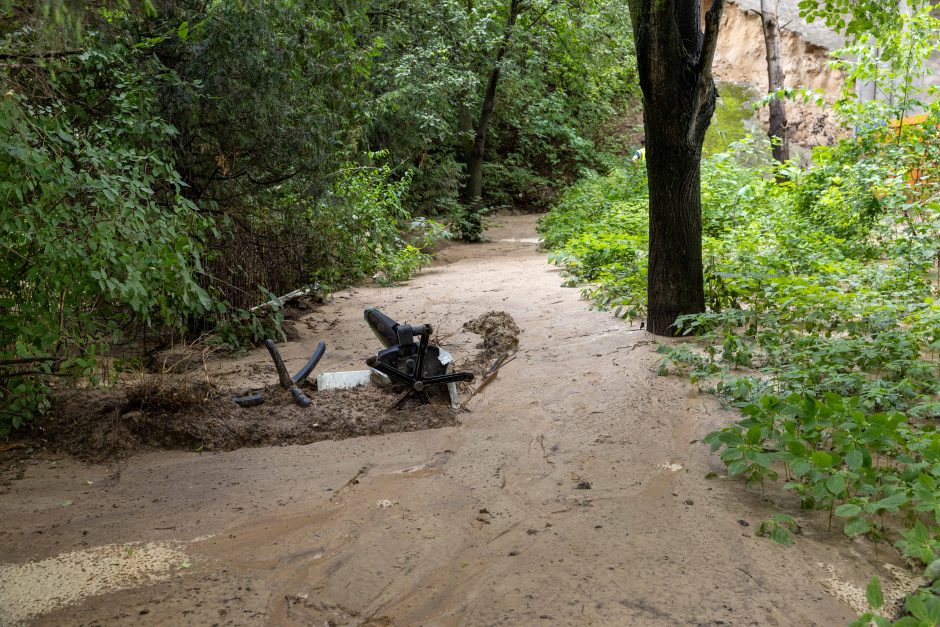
[712,1,845,146]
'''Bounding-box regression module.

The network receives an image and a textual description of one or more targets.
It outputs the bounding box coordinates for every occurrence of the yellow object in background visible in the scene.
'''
[886,113,936,187]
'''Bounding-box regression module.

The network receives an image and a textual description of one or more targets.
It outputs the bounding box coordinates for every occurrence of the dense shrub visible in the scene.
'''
[0,43,214,433]
[542,80,940,619]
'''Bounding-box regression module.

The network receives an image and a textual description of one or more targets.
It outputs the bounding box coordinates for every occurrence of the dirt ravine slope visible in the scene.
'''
[712,1,845,147]
[0,215,907,625]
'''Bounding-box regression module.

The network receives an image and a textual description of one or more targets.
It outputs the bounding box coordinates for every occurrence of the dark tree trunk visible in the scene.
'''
[645,131,705,335]
[628,0,724,335]
[458,99,475,168]
[760,0,789,166]
[459,0,521,241]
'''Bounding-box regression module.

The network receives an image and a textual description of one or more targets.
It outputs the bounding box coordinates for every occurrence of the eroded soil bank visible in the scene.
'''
[0,215,913,625]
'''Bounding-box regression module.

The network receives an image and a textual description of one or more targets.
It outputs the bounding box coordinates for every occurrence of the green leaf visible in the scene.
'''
[826,474,846,495]
[771,527,794,546]
[811,451,834,468]
[727,458,749,477]
[844,517,871,537]
[834,503,862,518]
[873,491,907,512]
[924,559,940,581]
[791,459,813,476]
[906,594,929,622]
[850,613,875,627]
[845,448,863,470]
[746,425,762,444]
[866,576,883,610]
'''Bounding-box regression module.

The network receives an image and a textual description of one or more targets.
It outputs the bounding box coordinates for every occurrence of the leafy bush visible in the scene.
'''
[543,71,940,620]
[538,164,648,250]
[539,137,777,321]
[657,117,940,625]
[0,44,215,433]
[791,137,894,240]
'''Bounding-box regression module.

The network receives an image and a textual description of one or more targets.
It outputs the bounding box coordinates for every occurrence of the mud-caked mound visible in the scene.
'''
[39,380,455,463]
[35,311,523,462]
[462,311,521,363]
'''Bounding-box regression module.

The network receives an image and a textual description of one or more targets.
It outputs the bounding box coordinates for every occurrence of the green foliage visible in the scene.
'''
[538,163,648,319]
[542,10,940,616]
[0,42,214,433]
[868,576,885,611]
[539,136,774,321]
[825,2,940,132]
[346,0,639,225]
[539,164,649,250]
[661,122,940,626]
[798,0,905,42]
[790,140,887,240]
[160,0,371,204]
[309,158,421,288]
[758,513,798,547]
[208,303,284,352]
[314,157,440,287]
[659,117,940,608]
[484,3,638,210]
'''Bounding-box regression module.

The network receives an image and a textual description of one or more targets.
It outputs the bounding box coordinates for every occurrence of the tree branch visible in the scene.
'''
[0,49,83,61]
[688,0,725,144]
[0,357,57,366]
[0,370,70,379]
[247,169,301,186]
[522,0,558,31]
[699,0,724,77]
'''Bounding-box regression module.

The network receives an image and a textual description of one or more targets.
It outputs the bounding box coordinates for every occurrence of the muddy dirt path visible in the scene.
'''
[0,215,908,625]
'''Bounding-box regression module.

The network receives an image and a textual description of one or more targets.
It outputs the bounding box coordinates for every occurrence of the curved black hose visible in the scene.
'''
[289,385,312,407]
[291,340,326,384]
[234,393,264,408]
[264,339,293,389]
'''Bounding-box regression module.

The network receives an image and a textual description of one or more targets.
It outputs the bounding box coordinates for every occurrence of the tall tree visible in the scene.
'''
[460,0,523,241]
[628,0,724,335]
[760,0,789,165]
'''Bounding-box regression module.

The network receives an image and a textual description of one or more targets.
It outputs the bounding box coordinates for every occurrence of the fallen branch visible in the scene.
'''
[250,285,317,312]
[459,354,516,410]
[0,49,83,60]
[0,356,57,366]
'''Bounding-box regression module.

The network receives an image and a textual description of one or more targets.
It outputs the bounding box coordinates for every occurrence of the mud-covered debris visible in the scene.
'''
[462,311,521,360]
[39,383,456,463]
[35,313,512,462]
[126,379,213,412]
